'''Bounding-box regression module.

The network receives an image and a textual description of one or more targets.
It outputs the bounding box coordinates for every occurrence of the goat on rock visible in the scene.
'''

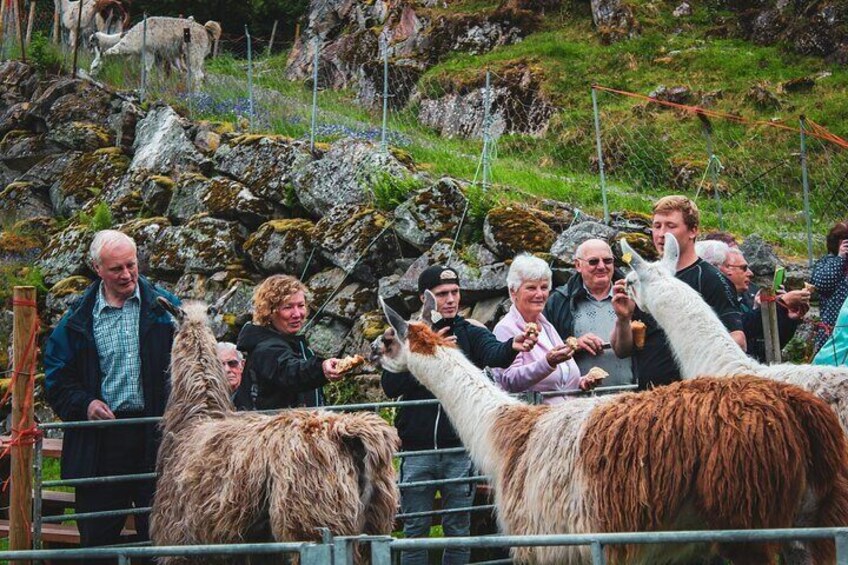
[620,233,848,433]
[151,297,399,564]
[374,292,848,564]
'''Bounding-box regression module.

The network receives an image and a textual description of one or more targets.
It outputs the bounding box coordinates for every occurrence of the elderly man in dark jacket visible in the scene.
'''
[381,265,535,565]
[44,230,179,558]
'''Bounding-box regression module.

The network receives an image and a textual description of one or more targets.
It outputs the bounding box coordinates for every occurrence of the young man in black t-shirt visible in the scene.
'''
[610,195,745,389]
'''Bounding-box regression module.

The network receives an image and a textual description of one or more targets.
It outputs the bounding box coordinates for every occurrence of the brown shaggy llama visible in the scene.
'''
[151,298,400,564]
[374,292,848,564]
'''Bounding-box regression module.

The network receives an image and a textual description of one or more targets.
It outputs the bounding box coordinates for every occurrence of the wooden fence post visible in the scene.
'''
[760,287,781,364]
[25,0,34,47]
[10,286,36,563]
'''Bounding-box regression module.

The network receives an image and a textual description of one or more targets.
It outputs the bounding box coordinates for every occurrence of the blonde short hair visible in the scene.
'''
[252,274,308,327]
[653,195,700,230]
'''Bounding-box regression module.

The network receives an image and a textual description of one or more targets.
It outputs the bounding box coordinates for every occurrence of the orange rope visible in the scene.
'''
[592,85,848,149]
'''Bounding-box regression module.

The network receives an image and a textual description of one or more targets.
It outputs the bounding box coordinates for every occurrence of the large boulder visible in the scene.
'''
[393,177,468,251]
[49,149,130,217]
[116,216,171,274]
[740,233,783,277]
[28,77,114,133]
[209,280,256,341]
[167,173,283,228]
[293,139,416,217]
[45,275,91,326]
[483,204,557,259]
[550,221,619,266]
[399,239,509,301]
[315,205,395,284]
[131,105,203,175]
[214,135,313,205]
[48,121,114,152]
[149,215,246,276]
[244,219,317,275]
[37,225,94,286]
[0,131,64,172]
[304,316,351,358]
[0,61,39,110]
[0,181,52,222]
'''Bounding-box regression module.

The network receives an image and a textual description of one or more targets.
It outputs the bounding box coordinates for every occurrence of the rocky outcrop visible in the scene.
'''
[733,2,848,59]
[131,105,203,175]
[393,177,468,250]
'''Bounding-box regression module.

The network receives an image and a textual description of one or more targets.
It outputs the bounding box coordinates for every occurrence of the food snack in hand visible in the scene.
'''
[565,336,580,350]
[585,367,609,383]
[630,320,647,350]
[803,282,816,294]
[525,322,539,338]
[336,355,365,374]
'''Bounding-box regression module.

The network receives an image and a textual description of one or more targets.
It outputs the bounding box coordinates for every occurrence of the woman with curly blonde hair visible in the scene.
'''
[236,274,344,409]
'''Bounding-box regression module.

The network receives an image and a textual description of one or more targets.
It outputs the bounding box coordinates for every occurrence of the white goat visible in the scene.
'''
[90,16,222,87]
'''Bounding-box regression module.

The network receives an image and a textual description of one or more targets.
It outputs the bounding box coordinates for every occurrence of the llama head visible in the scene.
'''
[620,232,680,313]
[372,291,454,373]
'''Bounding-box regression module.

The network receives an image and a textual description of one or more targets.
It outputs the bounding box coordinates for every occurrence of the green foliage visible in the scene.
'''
[369,171,424,210]
[78,202,114,232]
[28,32,61,73]
[0,265,48,306]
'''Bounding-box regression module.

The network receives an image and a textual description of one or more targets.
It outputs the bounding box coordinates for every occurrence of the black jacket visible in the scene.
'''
[381,315,517,450]
[236,322,327,410]
[43,277,178,479]
[544,270,626,339]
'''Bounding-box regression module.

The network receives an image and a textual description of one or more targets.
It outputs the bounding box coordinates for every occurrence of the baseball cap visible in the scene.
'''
[417,265,460,293]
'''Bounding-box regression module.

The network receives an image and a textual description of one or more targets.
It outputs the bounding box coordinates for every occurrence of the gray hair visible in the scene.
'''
[695,240,730,268]
[574,239,612,261]
[216,342,243,361]
[89,230,137,266]
[506,253,552,293]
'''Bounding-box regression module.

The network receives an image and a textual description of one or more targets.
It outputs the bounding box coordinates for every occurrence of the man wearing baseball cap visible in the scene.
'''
[381,265,536,564]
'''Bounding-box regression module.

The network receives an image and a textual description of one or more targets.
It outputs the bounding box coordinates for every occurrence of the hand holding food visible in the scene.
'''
[336,354,365,374]
[630,320,647,349]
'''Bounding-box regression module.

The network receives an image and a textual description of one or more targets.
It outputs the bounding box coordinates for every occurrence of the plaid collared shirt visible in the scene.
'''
[92,282,144,412]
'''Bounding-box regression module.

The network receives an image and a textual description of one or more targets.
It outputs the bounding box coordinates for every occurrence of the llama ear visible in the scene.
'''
[379,296,408,342]
[620,238,648,272]
[157,296,185,322]
[420,290,439,327]
[660,233,680,274]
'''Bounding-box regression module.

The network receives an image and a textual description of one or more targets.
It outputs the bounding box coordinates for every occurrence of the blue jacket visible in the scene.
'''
[43,276,179,479]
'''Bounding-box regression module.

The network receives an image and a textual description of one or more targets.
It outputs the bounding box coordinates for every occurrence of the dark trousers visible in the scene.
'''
[75,416,154,565]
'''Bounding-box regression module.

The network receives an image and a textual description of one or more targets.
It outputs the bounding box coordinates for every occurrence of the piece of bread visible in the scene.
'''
[630,320,647,350]
[585,367,609,382]
[336,355,365,374]
[565,336,580,350]
[804,282,816,293]
[525,322,539,337]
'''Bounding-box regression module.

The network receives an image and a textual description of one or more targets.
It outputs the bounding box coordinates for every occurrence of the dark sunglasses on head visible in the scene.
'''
[585,257,614,266]
[224,359,241,368]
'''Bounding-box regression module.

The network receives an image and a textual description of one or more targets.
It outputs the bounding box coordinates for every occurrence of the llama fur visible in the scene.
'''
[90,16,221,86]
[375,295,848,564]
[55,0,128,48]
[150,299,400,564]
[620,234,848,433]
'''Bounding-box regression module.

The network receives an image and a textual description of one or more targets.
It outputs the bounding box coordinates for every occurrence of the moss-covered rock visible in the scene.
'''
[203,176,284,228]
[394,177,468,251]
[0,181,52,222]
[306,267,348,312]
[0,131,63,172]
[48,121,114,151]
[36,224,94,286]
[483,204,556,259]
[149,215,246,276]
[50,150,130,217]
[214,135,312,205]
[116,216,171,273]
[244,219,317,275]
[304,315,350,359]
[45,275,91,324]
[550,221,620,266]
[315,205,393,284]
[166,173,210,223]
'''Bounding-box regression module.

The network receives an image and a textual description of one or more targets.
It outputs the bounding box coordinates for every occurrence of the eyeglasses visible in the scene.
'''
[223,359,241,368]
[583,257,614,267]
[725,264,750,271]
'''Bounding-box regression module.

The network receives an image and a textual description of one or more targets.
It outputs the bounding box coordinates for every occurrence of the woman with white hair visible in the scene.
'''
[492,254,597,404]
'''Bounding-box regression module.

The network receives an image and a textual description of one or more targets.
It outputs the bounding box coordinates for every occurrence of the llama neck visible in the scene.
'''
[407,346,519,477]
[646,279,761,378]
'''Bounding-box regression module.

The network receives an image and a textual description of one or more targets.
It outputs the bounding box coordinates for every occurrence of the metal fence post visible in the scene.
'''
[591,86,610,224]
[184,25,193,114]
[370,537,393,565]
[33,435,43,549]
[836,530,848,565]
[246,25,254,131]
[310,35,320,151]
[140,13,147,103]
[301,543,333,565]
[380,32,389,154]
[481,69,492,191]
[266,19,277,57]
[799,115,814,269]
[591,540,606,565]
[700,116,724,229]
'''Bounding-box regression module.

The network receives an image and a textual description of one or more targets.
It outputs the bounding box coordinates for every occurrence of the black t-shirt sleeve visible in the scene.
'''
[701,268,743,333]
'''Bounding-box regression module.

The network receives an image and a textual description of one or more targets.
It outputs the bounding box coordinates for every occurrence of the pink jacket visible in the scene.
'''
[492,305,582,405]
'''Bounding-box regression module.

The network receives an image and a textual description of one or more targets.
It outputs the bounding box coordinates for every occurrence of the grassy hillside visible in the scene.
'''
[82,0,848,260]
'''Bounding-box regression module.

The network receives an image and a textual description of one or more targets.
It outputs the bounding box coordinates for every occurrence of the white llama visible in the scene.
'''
[620,233,848,432]
[90,16,221,87]
[374,293,848,565]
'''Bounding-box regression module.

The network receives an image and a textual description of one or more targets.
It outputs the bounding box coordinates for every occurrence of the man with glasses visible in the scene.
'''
[696,241,810,363]
[545,239,634,387]
[216,342,253,410]
[611,195,744,389]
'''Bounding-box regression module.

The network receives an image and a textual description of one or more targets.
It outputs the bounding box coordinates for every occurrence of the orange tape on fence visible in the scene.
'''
[592,85,848,149]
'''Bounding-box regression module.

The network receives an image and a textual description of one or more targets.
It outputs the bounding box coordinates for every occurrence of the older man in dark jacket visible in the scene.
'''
[44,230,179,559]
